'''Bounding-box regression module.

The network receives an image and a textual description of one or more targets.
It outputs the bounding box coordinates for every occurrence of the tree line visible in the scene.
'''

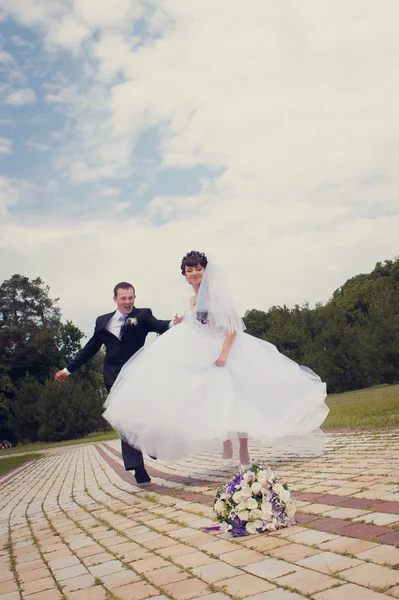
[1,257,398,444]
[0,275,107,444]
[244,257,399,393]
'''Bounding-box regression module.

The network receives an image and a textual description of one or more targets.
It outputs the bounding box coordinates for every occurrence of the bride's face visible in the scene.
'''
[185,264,205,287]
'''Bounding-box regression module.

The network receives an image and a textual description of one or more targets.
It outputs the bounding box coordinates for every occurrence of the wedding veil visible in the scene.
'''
[195,252,245,334]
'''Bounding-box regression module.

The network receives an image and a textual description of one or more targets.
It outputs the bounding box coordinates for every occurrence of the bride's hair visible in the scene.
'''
[180,250,208,275]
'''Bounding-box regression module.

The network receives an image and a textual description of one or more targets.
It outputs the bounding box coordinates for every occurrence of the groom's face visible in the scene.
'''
[114,287,136,315]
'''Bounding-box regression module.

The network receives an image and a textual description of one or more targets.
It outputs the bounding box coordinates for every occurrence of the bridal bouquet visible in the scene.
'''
[213,463,296,537]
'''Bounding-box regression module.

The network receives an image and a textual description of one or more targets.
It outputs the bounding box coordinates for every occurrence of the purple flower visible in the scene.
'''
[226,474,243,494]
[231,527,248,537]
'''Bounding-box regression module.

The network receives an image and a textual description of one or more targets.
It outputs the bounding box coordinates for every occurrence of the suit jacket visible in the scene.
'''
[66,307,170,389]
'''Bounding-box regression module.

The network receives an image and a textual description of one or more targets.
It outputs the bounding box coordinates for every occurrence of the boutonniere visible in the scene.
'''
[125,317,138,326]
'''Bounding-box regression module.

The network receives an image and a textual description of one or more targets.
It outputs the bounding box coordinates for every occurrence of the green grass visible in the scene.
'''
[0,430,119,457]
[323,383,399,430]
[0,453,44,476]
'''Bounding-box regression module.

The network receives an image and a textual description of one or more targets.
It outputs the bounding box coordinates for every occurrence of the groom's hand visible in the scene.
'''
[55,370,68,383]
[173,314,184,325]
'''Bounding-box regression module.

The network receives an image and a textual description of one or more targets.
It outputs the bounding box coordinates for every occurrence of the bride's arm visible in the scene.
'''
[215,332,237,367]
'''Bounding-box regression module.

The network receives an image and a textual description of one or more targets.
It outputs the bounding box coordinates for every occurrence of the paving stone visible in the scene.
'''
[249,590,307,600]
[19,567,50,583]
[218,548,265,566]
[178,551,217,568]
[286,530,338,546]
[274,569,340,594]
[191,561,241,582]
[88,560,125,577]
[217,574,275,598]
[356,543,399,565]
[245,557,302,579]
[54,563,88,580]
[240,535,290,552]
[354,511,399,525]
[47,555,80,570]
[20,590,63,600]
[134,556,170,573]
[61,574,96,592]
[157,544,198,558]
[323,507,369,519]
[145,565,189,586]
[297,551,364,573]
[21,576,56,595]
[112,581,158,600]
[162,578,210,600]
[340,562,399,587]
[100,569,140,589]
[313,583,391,599]
[82,551,114,567]
[0,581,18,595]
[318,536,379,554]
[66,585,108,599]
[268,542,321,562]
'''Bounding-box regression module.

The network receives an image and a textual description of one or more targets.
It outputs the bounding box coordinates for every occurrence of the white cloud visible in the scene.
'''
[4,87,36,105]
[0,49,13,63]
[25,139,51,152]
[0,137,12,154]
[98,185,123,197]
[0,0,399,339]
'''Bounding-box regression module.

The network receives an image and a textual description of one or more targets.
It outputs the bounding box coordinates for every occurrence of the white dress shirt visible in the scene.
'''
[107,309,127,338]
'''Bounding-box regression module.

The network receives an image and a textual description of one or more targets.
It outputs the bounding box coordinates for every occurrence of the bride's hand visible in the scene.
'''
[215,351,228,367]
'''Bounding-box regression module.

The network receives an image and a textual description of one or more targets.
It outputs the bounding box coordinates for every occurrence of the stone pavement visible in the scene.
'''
[1,430,399,600]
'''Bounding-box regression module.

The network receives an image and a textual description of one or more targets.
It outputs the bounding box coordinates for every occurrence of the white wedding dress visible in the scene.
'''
[103,308,329,460]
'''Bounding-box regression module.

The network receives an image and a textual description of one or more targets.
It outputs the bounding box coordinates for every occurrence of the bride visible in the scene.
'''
[103,250,329,464]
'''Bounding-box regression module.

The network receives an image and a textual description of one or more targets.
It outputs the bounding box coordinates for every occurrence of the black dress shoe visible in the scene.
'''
[148,454,157,460]
[134,466,151,485]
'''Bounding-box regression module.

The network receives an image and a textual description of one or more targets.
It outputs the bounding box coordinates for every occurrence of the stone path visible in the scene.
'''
[1,430,399,600]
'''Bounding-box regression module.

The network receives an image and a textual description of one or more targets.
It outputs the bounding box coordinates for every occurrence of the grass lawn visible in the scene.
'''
[323,383,399,430]
[0,430,119,457]
[0,453,44,476]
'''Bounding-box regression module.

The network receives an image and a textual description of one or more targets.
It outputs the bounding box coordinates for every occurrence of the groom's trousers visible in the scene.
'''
[105,385,145,471]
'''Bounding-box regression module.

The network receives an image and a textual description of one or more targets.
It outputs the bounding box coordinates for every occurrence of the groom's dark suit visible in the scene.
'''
[66,307,170,470]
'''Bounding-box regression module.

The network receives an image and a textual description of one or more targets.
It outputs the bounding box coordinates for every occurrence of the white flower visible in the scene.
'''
[253,519,263,530]
[272,483,284,495]
[237,510,249,521]
[214,500,226,515]
[243,471,255,484]
[260,501,273,516]
[246,498,258,510]
[257,471,268,484]
[250,509,262,519]
[279,489,291,503]
[262,489,272,501]
[237,502,248,512]
[285,502,296,517]
[260,511,272,521]
[251,482,262,495]
[220,522,232,532]
[240,487,252,500]
[246,521,257,534]
[126,317,138,326]
[232,491,242,504]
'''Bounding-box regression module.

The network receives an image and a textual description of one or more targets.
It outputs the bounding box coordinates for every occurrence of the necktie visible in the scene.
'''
[119,315,127,340]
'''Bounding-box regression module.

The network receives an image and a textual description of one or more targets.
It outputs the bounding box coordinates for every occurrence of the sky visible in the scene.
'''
[0,0,398,339]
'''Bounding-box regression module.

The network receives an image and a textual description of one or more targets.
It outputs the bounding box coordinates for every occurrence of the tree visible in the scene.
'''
[0,274,108,443]
[0,274,62,383]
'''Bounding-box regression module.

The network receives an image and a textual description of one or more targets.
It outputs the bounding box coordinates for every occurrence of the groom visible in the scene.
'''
[55,281,181,485]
